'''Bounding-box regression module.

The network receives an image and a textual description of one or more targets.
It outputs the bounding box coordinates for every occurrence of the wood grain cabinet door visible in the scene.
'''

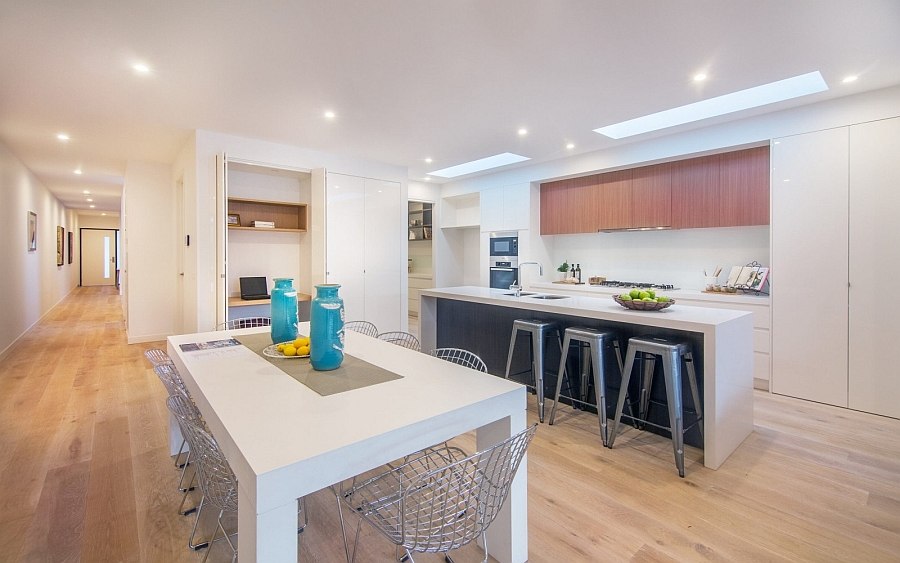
[540,179,574,234]
[720,146,770,226]
[596,169,632,230]
[631,162,672,228]
[671,154,722,229]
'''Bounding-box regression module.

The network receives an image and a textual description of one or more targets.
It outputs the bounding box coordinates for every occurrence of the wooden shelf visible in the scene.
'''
[228,293,311,308]
[228,226,304,233]
[228,197,308,231]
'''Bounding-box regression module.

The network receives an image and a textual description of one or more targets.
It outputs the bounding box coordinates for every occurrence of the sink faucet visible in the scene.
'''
[517,261,543,293]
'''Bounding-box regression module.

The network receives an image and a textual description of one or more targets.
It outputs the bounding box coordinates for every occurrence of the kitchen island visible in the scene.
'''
[419,286,754,469]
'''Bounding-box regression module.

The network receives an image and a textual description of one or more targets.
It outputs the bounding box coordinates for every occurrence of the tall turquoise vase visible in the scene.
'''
[310,284,344,371]
[270,278,299,344]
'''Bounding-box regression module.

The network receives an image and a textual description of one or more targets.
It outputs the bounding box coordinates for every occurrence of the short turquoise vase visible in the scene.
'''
[270,278,299,344]
[310,284,344,371]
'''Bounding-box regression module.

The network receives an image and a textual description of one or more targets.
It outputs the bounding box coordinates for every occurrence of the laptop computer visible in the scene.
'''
[239,276,270,300]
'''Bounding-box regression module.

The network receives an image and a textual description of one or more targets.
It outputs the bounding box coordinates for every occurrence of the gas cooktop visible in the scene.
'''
[595,280,679,290]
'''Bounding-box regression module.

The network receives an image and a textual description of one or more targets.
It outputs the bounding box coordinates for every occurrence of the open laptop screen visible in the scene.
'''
[239,276,269,299]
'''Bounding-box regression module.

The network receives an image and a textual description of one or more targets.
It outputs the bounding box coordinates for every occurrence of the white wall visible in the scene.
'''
[438,85,900,288]
[78,214,121,229]
[122,160,176,343]
[0,139,79,357]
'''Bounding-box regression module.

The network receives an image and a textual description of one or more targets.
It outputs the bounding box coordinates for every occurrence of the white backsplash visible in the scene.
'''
[549,225,769,290]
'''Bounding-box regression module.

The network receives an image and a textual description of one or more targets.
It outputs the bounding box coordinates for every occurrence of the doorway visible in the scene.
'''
[81,228,119,287]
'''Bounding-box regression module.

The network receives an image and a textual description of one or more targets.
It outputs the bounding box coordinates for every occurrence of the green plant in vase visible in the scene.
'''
[557,261,569,281]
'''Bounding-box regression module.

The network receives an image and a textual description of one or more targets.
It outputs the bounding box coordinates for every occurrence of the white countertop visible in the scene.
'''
[530,281,769,306]
[420,286,752,331]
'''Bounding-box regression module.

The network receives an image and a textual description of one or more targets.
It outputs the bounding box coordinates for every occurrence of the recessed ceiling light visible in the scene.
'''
[89,205,96,208]
[132,62,151,74]
[428,152,530,178]
[324,110,336,119]
[425,157,433,164]
[101,213,107,216]
[693,73,708,82]
[566,143,575,150]
[424,176,431,181]
[594,71,829,139]
[57,133,69,142]
[74,169,82,175]
[86,198,93,202]
[842,75,858,84]
[83,190,91,194]
[517,128,528,136]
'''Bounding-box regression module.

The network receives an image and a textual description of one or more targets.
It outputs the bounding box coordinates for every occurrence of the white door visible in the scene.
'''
[364,178,402,331]
[849,117,900,418]
[326,173,366,321]
[771,129,849,407]
[82,229,118,286]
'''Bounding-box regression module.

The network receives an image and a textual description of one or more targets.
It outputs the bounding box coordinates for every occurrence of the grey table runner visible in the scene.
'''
[235,332,402,396]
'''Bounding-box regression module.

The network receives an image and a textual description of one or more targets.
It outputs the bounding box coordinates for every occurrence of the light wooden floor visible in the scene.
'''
[2,286,900,562]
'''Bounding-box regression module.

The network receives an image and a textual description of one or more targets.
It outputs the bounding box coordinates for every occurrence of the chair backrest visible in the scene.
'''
[154,363,189,398]
[144,348,173,367]
[400,424,537,553]
[377,331,420,351]
[219,316,271,330]
[166,394,238,513]
[344,320,379,338]
[430,348,488,372]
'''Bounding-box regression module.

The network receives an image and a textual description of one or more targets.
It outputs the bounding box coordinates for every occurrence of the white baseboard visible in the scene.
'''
[127,333,172,345]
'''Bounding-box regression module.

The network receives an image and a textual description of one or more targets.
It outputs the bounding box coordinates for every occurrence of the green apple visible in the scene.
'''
[619,293,632,301]
[647,289,656,299]
[629,288,641,300]
[638,290,651,300]
[641,297,656,302]
[657,296,671,303]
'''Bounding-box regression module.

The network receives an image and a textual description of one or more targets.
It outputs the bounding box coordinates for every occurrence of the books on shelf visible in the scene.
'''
[250,220,275,228]
[726,265,769,291]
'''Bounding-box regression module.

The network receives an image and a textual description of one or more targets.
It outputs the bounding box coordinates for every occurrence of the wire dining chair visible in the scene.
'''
[144,348,173,367]
[341,424,537,563]
[219,316,271,330]
[344,320,379,338]
[377,331,421,351]
[430,348,488,373]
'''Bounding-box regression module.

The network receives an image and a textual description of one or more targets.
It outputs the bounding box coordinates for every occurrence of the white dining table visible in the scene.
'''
[166,323,529,563]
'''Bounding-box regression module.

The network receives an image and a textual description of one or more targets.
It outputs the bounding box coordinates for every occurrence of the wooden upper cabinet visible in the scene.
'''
[540,178,574,235]
[631,162,672,228]
[671,154,722,229]
[570,174,602,232]
[595,169,632,230]
[720,146,770,226]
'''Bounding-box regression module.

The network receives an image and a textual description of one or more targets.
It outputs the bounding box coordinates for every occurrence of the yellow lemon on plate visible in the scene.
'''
[283,345,297,356]
[276,343,286,352]
[298,345,310,356]
[293,336,310,348]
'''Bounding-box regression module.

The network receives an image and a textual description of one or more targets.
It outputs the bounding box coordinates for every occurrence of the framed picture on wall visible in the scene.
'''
[27,211,37,251]
[57,226,64,266]
[67,231,74,264]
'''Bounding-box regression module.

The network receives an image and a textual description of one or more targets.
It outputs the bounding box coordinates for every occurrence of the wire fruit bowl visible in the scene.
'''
[613,295,675,311]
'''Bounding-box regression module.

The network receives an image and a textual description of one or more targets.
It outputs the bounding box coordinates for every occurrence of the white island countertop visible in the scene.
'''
[529,281,770,306]
[418,286,755,470]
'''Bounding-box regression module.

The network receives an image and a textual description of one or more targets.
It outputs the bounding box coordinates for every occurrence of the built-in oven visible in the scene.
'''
[489,235,518,257]
[490,258,518,290]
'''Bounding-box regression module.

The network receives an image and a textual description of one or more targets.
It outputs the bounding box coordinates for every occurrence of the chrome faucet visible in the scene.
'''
[516,261,543,294]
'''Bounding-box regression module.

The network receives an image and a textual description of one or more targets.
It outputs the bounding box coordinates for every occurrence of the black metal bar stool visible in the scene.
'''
[608,335,703,477]
[504,319,562,423]
[548,327,624,446]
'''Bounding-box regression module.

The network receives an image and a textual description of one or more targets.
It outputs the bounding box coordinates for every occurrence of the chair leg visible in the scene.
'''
[662,350,685,477]
[177,451,193,492]
[199,507,221,563]
[188,496,210,550]
[591,342,609,446]
[177,472,198,516]
[608,345,637,449]
[684,352,704,440]
[174,438,188,468]
[504,327,519,379]
[548,334,572,425]
[532,329,546,422]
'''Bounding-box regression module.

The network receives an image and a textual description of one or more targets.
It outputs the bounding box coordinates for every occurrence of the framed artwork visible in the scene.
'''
[227,213,241,226]
[57,226,64,266]
[27,211,37,251]
[67,231,74,264]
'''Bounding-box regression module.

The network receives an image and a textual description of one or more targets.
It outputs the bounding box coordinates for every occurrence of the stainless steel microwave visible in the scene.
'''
[489,236,518,257]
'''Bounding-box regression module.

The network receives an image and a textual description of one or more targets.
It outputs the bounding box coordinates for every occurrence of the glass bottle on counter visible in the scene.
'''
[575,264,582,283]
[569,263,576,280]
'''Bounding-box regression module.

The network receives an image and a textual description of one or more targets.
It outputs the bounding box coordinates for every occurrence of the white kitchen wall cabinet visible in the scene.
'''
[848,117,900,419]
[771,129,849,407]
[480,184,530,232]
[326,173,402,331]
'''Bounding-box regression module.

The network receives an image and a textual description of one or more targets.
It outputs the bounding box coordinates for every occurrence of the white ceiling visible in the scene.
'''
[2,1,899,213]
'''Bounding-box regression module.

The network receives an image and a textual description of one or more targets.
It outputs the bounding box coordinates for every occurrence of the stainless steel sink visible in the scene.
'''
[502,292,537,296]
[529,294,569,300]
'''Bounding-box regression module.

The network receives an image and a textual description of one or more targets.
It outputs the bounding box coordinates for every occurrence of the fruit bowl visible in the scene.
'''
[613,295,675,311]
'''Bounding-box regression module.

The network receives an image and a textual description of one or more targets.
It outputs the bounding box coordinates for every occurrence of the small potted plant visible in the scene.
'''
[556,261,569,281]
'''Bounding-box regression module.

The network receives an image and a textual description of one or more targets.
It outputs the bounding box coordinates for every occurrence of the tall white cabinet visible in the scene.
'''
[772,117,900,418]
[326,172,403,332]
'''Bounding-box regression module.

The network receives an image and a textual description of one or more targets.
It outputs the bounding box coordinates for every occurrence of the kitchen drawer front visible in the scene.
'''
[754,328,771,355]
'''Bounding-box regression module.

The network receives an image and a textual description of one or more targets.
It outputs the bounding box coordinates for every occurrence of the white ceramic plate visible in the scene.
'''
[262,343,310,359]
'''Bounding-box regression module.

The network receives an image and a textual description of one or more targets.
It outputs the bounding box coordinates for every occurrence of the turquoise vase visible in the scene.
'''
[270,278,299,344]
[310,284,344,371]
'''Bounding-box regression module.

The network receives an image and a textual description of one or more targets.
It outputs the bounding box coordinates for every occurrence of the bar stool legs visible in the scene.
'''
[608,336,703,477]
[504,319,562,423]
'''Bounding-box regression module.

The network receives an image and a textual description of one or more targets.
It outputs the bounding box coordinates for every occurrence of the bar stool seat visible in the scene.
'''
[608,335,703,477]
[504,319,562,423]
[548,327,623,446]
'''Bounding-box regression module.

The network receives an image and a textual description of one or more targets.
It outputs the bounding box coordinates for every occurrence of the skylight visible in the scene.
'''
[428,152,530,178]
[594,71,828,139]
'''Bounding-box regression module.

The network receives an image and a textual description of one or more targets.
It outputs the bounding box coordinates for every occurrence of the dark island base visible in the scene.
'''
[435,298,705,448]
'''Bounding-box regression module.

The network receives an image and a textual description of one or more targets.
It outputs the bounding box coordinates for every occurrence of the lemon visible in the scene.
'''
[298,345,310,356]
[293,336,310,348]
[283,345,297,356]
[276,343,285,352]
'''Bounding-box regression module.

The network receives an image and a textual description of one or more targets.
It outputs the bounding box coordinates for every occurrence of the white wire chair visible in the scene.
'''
[341,424,537,563]
[344,320,379,338]
[377,331,421,351]
[219,316,271,330]
[430,348,488,373]
[144,348,173,367]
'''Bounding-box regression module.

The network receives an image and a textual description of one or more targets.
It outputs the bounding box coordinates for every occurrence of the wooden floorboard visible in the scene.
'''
[0,286,899,562]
